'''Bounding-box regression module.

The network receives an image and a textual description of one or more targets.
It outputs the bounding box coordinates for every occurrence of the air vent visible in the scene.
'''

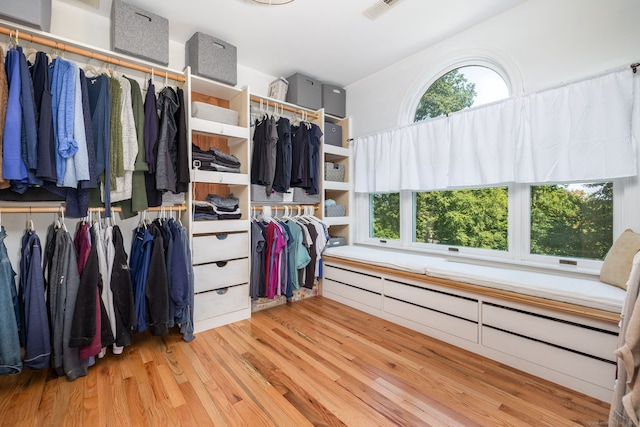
[363,0,403,20]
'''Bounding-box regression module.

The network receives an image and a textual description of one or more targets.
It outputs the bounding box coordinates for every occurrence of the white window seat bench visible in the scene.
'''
[321,245,624,402]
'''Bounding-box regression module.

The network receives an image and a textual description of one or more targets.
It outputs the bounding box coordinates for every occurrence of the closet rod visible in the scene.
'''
[252,205,318,211]
[0,25,185,83]
[250,96,319,120]
[0,205,187,214]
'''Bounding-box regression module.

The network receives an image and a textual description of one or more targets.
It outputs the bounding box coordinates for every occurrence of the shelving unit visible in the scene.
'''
[185,68,252,333]
[322,116,352,244]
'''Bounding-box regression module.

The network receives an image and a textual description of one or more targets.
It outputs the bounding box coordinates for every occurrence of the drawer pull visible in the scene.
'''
[215,261,228,267]
[216,287,229,295]
[216,233,228,240]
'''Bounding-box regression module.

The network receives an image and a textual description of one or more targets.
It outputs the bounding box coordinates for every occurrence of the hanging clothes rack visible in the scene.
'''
[0,24,185,83]
[251,204,318,211]
[250,96,319,120]
[0,204,187,214]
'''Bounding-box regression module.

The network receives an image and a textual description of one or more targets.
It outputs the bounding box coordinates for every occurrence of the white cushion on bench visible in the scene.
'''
[323,245,446,275]
[427,261,625,313]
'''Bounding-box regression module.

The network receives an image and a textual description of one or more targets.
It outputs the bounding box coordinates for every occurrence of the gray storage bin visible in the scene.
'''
[325,205,346,217]
[324,162,346,182]
[292,188,321,203]
[324,122,343,147]
[251,185,283,203]
[322,84,346,118]
[326,236,347,248]
[0,0,51,32]
[111,0,169,65]
[286,73,322,110]
[186,32,237,86]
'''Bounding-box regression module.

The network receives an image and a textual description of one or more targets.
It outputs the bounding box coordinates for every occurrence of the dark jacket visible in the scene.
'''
[20,231,51,369]
[146,223,169,336]
[111,225,135,347]
[155,87,179,193]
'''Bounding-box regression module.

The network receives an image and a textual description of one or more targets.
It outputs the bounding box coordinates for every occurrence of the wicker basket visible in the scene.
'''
[324,162,345,182]
[325,204,346,217]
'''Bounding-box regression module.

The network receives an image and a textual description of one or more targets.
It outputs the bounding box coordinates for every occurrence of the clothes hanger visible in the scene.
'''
[84,54,102,77]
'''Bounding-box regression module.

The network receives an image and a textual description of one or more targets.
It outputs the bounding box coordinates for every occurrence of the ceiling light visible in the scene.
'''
[252,0,294,4]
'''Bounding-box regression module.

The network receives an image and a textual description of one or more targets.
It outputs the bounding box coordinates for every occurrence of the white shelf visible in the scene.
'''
[190,74,242,99]
[191,170,250,185]
[324,181,350,191]
[191,219,250,235]
[324,216,351,227]
[190,117,249,142]
[324,144,349,157]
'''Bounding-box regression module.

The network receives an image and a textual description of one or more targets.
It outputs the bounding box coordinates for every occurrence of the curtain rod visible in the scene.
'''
[250,96,319,120]
[0,204,187,214]
[0,25,185,83]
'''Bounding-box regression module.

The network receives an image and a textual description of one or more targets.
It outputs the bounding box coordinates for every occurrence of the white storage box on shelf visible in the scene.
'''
[268,77,289,101]
[191,101,239,126]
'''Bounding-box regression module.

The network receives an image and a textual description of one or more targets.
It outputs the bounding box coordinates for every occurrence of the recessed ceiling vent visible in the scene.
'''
[363,0,403,20]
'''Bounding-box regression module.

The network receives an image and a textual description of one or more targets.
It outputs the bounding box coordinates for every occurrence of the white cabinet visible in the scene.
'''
[185,68,251,332]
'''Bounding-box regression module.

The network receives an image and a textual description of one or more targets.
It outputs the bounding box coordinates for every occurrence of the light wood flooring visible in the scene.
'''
[0,296,610,426]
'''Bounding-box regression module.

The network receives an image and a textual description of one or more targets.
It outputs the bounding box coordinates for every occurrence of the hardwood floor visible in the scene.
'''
[0,296,610,426]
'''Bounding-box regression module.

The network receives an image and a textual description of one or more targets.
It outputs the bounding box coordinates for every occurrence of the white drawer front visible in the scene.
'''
[482,326,616,389]
[384,297,478,343]
[482,303,618,362]
[323,264,383,294]
[194,283,249,322]
[194,258,250,293]
[385,279,478,322]
[323,278,383,309]
[192,232,249,264]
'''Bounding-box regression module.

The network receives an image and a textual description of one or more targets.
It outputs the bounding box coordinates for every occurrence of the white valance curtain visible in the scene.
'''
[353,68,636,193]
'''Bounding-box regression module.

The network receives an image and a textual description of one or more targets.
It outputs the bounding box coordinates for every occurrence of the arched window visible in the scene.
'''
[414,65,509,122]
[367,62,613,267]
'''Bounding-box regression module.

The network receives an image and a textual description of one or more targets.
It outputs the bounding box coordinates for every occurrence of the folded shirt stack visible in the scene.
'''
[192,144,241,173]
[192,193,242,221]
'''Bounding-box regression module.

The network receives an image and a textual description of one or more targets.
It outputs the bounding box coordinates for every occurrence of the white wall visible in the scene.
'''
[345,0,640,137]
[49,0,278,97]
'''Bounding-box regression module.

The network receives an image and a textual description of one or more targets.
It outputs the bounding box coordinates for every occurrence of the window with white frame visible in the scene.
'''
[357,64,632,269]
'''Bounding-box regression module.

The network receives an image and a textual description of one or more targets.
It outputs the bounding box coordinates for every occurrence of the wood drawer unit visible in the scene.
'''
[482,326,616,389]
[193,258,250,293]
[384,297,478,343]
[482,303,618,362]
[194,283,250,322]
[384,279,478,322]
[192,232,249,264]
[323,278,383,310]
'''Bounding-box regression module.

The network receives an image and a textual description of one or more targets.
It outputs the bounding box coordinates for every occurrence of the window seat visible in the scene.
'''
[323,245,624,319]
[321,245,622,401]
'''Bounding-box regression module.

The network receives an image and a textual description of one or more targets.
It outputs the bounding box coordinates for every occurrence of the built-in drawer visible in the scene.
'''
[482,303,618,362]
[384,297,478,343]
[194,258,250,293]
[194,283,249,322]
[482,326,616,389]
[323,264,383,294]
[323,278,383,309]
[192,232,248,264]
[385,279,478,322]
